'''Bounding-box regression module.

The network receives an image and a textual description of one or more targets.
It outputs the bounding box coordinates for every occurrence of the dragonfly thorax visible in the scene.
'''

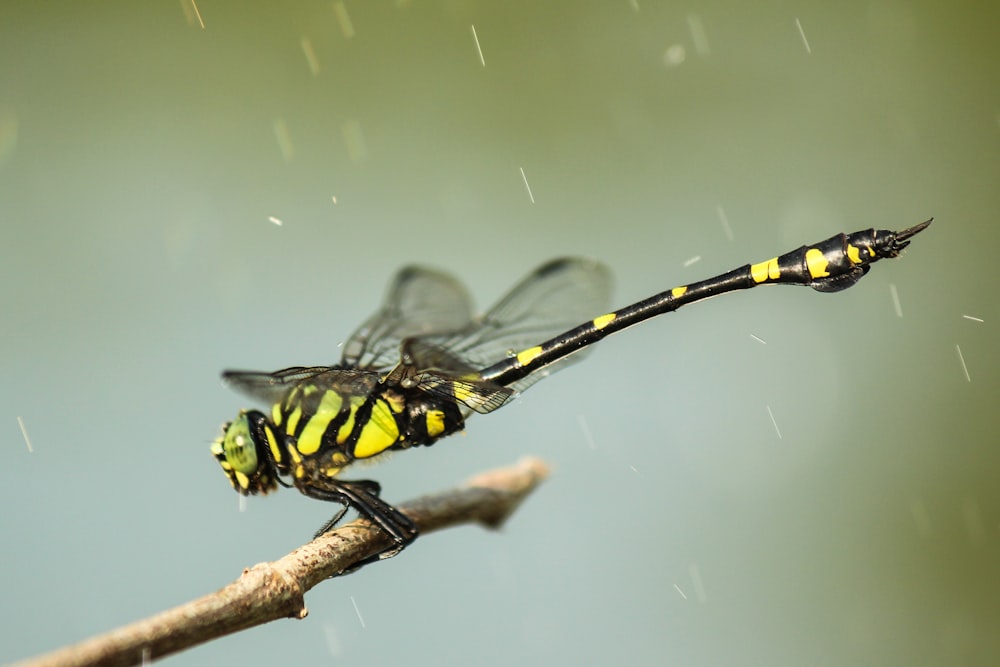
[214,378,469,499]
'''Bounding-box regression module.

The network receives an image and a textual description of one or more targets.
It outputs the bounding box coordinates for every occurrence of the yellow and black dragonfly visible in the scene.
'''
[213,219,931,563]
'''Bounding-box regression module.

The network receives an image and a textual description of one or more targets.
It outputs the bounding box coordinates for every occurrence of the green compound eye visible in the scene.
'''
[223,414,258,475]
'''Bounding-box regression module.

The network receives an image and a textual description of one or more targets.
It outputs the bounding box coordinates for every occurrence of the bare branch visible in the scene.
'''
[13,457,550,667]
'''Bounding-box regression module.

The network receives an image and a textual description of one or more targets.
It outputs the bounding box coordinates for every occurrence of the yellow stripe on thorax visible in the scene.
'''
[295,390,344,455]
[263,424,282,464]
[285,405,303,437]
[286,443,304,479]
[353,399,400,458]
[337,396,366,444]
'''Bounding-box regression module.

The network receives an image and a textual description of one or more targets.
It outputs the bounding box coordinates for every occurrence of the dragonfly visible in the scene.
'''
[212,219,931,565]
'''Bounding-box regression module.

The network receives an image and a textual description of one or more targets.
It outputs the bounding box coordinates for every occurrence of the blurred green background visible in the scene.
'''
[2,1,997,665]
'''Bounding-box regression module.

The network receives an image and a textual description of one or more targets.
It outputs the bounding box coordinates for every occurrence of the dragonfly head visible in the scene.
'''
[211,410,280,496]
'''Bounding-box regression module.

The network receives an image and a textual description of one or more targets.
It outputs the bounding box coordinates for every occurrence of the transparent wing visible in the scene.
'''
[415,374,515,415]
[222,366,378,405]
[341,265,475,370]
[431,257,613,373]
[392,257,612,405]
[401,339,514,414]
[227,259,612,416]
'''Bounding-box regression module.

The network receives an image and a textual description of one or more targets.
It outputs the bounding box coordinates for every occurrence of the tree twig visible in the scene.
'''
[12,457,550,667]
